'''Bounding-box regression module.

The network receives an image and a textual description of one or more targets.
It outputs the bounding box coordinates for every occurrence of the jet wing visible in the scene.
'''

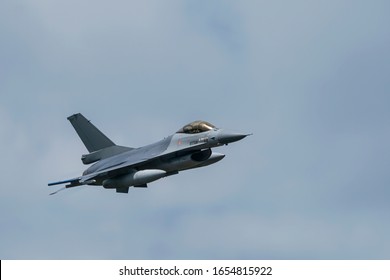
[79,143,208,184]
[48,177,82,187]
[48,177,85,195]
[48,141,207,189]
[79,158,151,183]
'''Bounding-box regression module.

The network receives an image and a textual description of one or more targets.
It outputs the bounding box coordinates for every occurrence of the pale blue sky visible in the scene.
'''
[1,0,389,259]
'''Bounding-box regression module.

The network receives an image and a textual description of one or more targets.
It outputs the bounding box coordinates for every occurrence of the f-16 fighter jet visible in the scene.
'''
[48,113,249,194]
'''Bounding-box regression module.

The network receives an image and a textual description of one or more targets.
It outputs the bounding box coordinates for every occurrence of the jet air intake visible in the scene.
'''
[191,148,212,161]
[158,149,224,172]
[103,169,166,189]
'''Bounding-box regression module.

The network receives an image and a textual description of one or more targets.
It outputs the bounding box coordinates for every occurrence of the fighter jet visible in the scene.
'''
[48,113,250,195]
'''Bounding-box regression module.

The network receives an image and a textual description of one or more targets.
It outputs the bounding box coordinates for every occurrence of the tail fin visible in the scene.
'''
[67,113,115,152]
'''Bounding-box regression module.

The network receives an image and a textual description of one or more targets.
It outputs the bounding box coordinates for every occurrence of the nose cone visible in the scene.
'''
[217,130,250,144]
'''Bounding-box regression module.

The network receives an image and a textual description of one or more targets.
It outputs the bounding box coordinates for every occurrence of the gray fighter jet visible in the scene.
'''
[48,113,249,195]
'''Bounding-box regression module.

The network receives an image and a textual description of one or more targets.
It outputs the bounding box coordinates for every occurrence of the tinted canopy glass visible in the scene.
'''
[177,120,216,134]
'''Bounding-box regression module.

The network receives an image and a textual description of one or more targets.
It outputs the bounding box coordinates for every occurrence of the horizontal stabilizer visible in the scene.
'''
[81,145,133,164]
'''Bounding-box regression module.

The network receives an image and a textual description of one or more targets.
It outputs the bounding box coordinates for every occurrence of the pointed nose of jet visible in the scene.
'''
[217,130,251,145]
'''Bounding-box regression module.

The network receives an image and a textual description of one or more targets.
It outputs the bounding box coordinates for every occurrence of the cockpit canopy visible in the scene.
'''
[177,120,216,134]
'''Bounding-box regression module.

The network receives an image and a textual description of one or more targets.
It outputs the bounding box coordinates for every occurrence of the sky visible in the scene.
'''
[0,0,389,259]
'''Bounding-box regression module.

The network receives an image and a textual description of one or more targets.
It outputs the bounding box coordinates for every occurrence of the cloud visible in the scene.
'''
[0,0,389,259]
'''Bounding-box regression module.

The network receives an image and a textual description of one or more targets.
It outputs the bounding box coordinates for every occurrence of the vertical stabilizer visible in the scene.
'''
[67,113,115,152]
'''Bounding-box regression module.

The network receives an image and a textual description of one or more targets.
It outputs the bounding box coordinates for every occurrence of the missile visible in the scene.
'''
[103,169,166,188]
